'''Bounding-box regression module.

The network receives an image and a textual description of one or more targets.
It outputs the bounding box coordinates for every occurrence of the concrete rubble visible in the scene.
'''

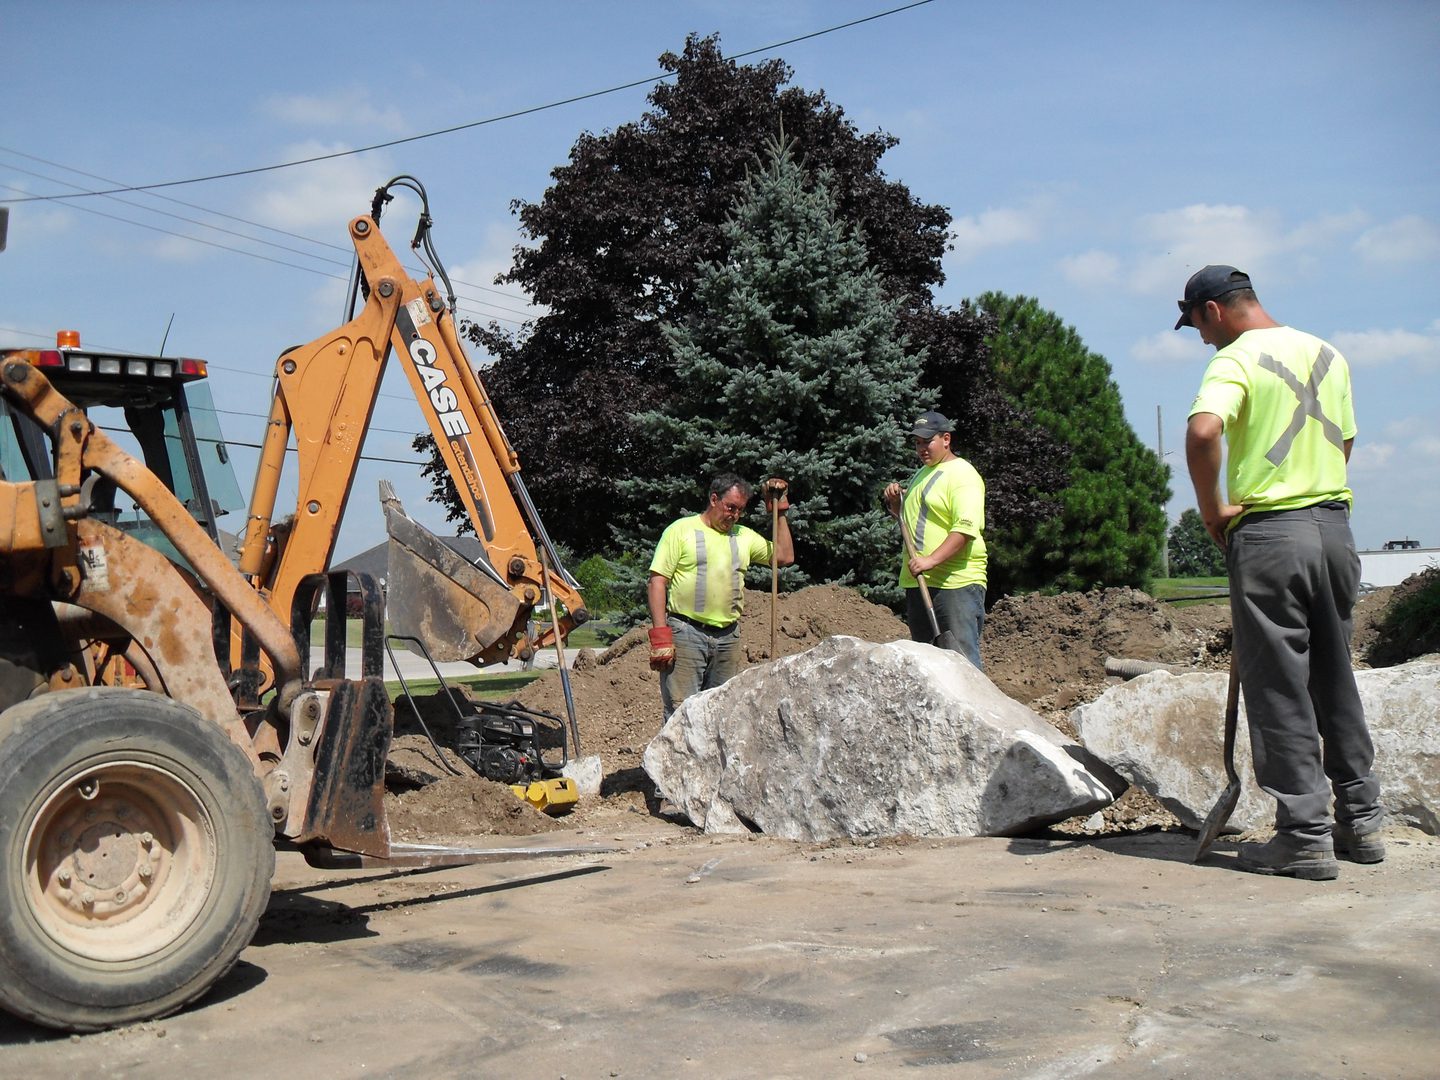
[1073,659,1440,834]
[643,635,1124,840]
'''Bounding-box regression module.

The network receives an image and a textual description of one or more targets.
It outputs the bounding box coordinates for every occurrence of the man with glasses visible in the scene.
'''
[1180,264,1384,881]
[882,411,988,669]
[648,473,794,719]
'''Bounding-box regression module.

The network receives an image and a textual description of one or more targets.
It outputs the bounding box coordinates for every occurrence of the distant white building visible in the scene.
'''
[1359,539,1438,588]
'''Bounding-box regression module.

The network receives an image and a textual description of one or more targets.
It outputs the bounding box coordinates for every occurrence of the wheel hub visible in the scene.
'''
[25,761,214,962]
[49,796,159,919]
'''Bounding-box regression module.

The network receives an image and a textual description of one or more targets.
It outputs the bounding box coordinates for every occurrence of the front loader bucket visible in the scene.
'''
[380,481,522,665]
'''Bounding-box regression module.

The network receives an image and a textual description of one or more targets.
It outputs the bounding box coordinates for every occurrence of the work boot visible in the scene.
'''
[1236,837,1339,881]
[1333,825,1386,864]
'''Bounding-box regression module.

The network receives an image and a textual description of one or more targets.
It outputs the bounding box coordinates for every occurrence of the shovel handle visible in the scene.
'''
[770,496,779,658]
[897,513,943,641]
[1221,659,1240,783]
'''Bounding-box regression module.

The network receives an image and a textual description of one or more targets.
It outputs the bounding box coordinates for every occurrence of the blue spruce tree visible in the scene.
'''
[623,134,926,603]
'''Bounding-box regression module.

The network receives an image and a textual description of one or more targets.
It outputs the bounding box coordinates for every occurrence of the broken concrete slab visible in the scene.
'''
[643,635,1123,840]
[1073,660,1440,834]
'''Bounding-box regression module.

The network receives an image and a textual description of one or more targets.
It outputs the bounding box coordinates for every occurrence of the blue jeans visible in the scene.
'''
[906,583,985,671]
[1228,502,1382,846]
[659,616,741,719]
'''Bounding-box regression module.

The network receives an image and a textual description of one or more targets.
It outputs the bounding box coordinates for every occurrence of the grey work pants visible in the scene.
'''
[1227,502,1383,846]
[906,583,986,671]
[659,617,741,720]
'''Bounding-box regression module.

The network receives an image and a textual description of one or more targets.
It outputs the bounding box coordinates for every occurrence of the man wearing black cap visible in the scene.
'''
[882,411,988,668]
[1179,265,1384,881]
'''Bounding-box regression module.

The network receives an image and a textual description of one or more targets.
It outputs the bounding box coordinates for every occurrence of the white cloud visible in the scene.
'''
[149,234,212,263]
[1130,203,1368,294]
[1348,441,1396,472]
[1376,416,1440,462]
[2,200,74,243]
[1058,249,1120,286]
[1354,215,1440,264]
[1130,330,1208,366]
[948,203,1045,262]
[246,145,396,232]
[262,88,408,135]
[1330,325,1440,371]
[445,224,546,329]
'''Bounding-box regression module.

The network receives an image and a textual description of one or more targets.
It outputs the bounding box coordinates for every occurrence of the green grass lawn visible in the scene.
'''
[313,617,620,654]
[1148,576,1230,605]
[565,620,621,650]
[386,670,544,703]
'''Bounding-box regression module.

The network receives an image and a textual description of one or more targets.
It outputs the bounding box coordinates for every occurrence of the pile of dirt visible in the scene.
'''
[1352,585,1397,666]
[981,587,1230,719]
[1357,568,1440,667]
[384,772,562,844]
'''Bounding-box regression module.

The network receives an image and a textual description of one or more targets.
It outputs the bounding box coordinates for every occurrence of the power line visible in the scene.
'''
[0,178,532,327]
[1,2,937,204]
[0,145,539,306]
[0,323,498,412]
[95,424,426,468]
[210,404,423,439]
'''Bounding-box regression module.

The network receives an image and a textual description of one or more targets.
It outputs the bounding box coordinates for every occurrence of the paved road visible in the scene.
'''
[4,818,1436,1078]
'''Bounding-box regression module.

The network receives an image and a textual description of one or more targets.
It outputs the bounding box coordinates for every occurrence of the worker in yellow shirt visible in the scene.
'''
[1181,264,1384,881]
[648,474,793,719]
[883,411,988,669]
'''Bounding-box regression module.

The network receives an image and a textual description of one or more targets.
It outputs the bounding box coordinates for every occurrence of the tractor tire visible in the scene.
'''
[0,687,274,1032]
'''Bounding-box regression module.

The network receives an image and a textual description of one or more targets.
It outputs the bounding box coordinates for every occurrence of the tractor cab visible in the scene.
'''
[0,331,246,566]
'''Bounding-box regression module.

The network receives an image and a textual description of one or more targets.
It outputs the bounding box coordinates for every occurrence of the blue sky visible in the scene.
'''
[4,0,1437,564]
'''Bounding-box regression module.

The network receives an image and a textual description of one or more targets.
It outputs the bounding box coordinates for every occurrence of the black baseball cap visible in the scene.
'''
[1174,265,1254,329]
[910,410,954,439]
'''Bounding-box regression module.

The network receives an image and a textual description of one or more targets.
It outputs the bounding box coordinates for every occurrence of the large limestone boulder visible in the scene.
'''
[643,636,1123,840]
[1073,660,1440,834]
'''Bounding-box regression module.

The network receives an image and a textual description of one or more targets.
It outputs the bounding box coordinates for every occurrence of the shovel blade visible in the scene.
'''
[380,483,523,666]
[1193,663,1244,863]
[1192,781,1242,862]
[934,630,962,652]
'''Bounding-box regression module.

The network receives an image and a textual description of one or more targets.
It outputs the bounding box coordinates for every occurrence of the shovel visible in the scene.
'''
[1192,662,1242,862]
[897,513,960,652]
[769,486,780,660]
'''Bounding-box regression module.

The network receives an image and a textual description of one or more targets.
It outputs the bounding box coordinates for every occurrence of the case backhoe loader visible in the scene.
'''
[0,180,600,1033]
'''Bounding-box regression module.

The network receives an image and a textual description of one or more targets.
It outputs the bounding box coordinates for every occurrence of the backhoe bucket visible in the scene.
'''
[380,482,522,665]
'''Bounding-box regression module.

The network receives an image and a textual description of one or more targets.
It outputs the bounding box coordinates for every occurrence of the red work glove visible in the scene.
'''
[763,478,790,513]
[648,626,676,671]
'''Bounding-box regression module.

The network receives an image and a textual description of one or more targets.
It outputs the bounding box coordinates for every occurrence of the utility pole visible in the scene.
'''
[1157,405,1170,578]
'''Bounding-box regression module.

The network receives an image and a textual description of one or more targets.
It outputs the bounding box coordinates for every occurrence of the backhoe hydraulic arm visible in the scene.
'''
[237,194,585,666]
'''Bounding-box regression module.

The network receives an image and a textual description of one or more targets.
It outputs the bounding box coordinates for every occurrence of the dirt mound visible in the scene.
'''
[384,768,561,844]
[982,587,1230,715]
[1359,568,1440,667]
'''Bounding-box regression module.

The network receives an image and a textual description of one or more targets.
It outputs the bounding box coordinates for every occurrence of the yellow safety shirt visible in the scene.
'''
[900,456,987,590]
[650,514,773,627]
[1189,326,1355,528]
